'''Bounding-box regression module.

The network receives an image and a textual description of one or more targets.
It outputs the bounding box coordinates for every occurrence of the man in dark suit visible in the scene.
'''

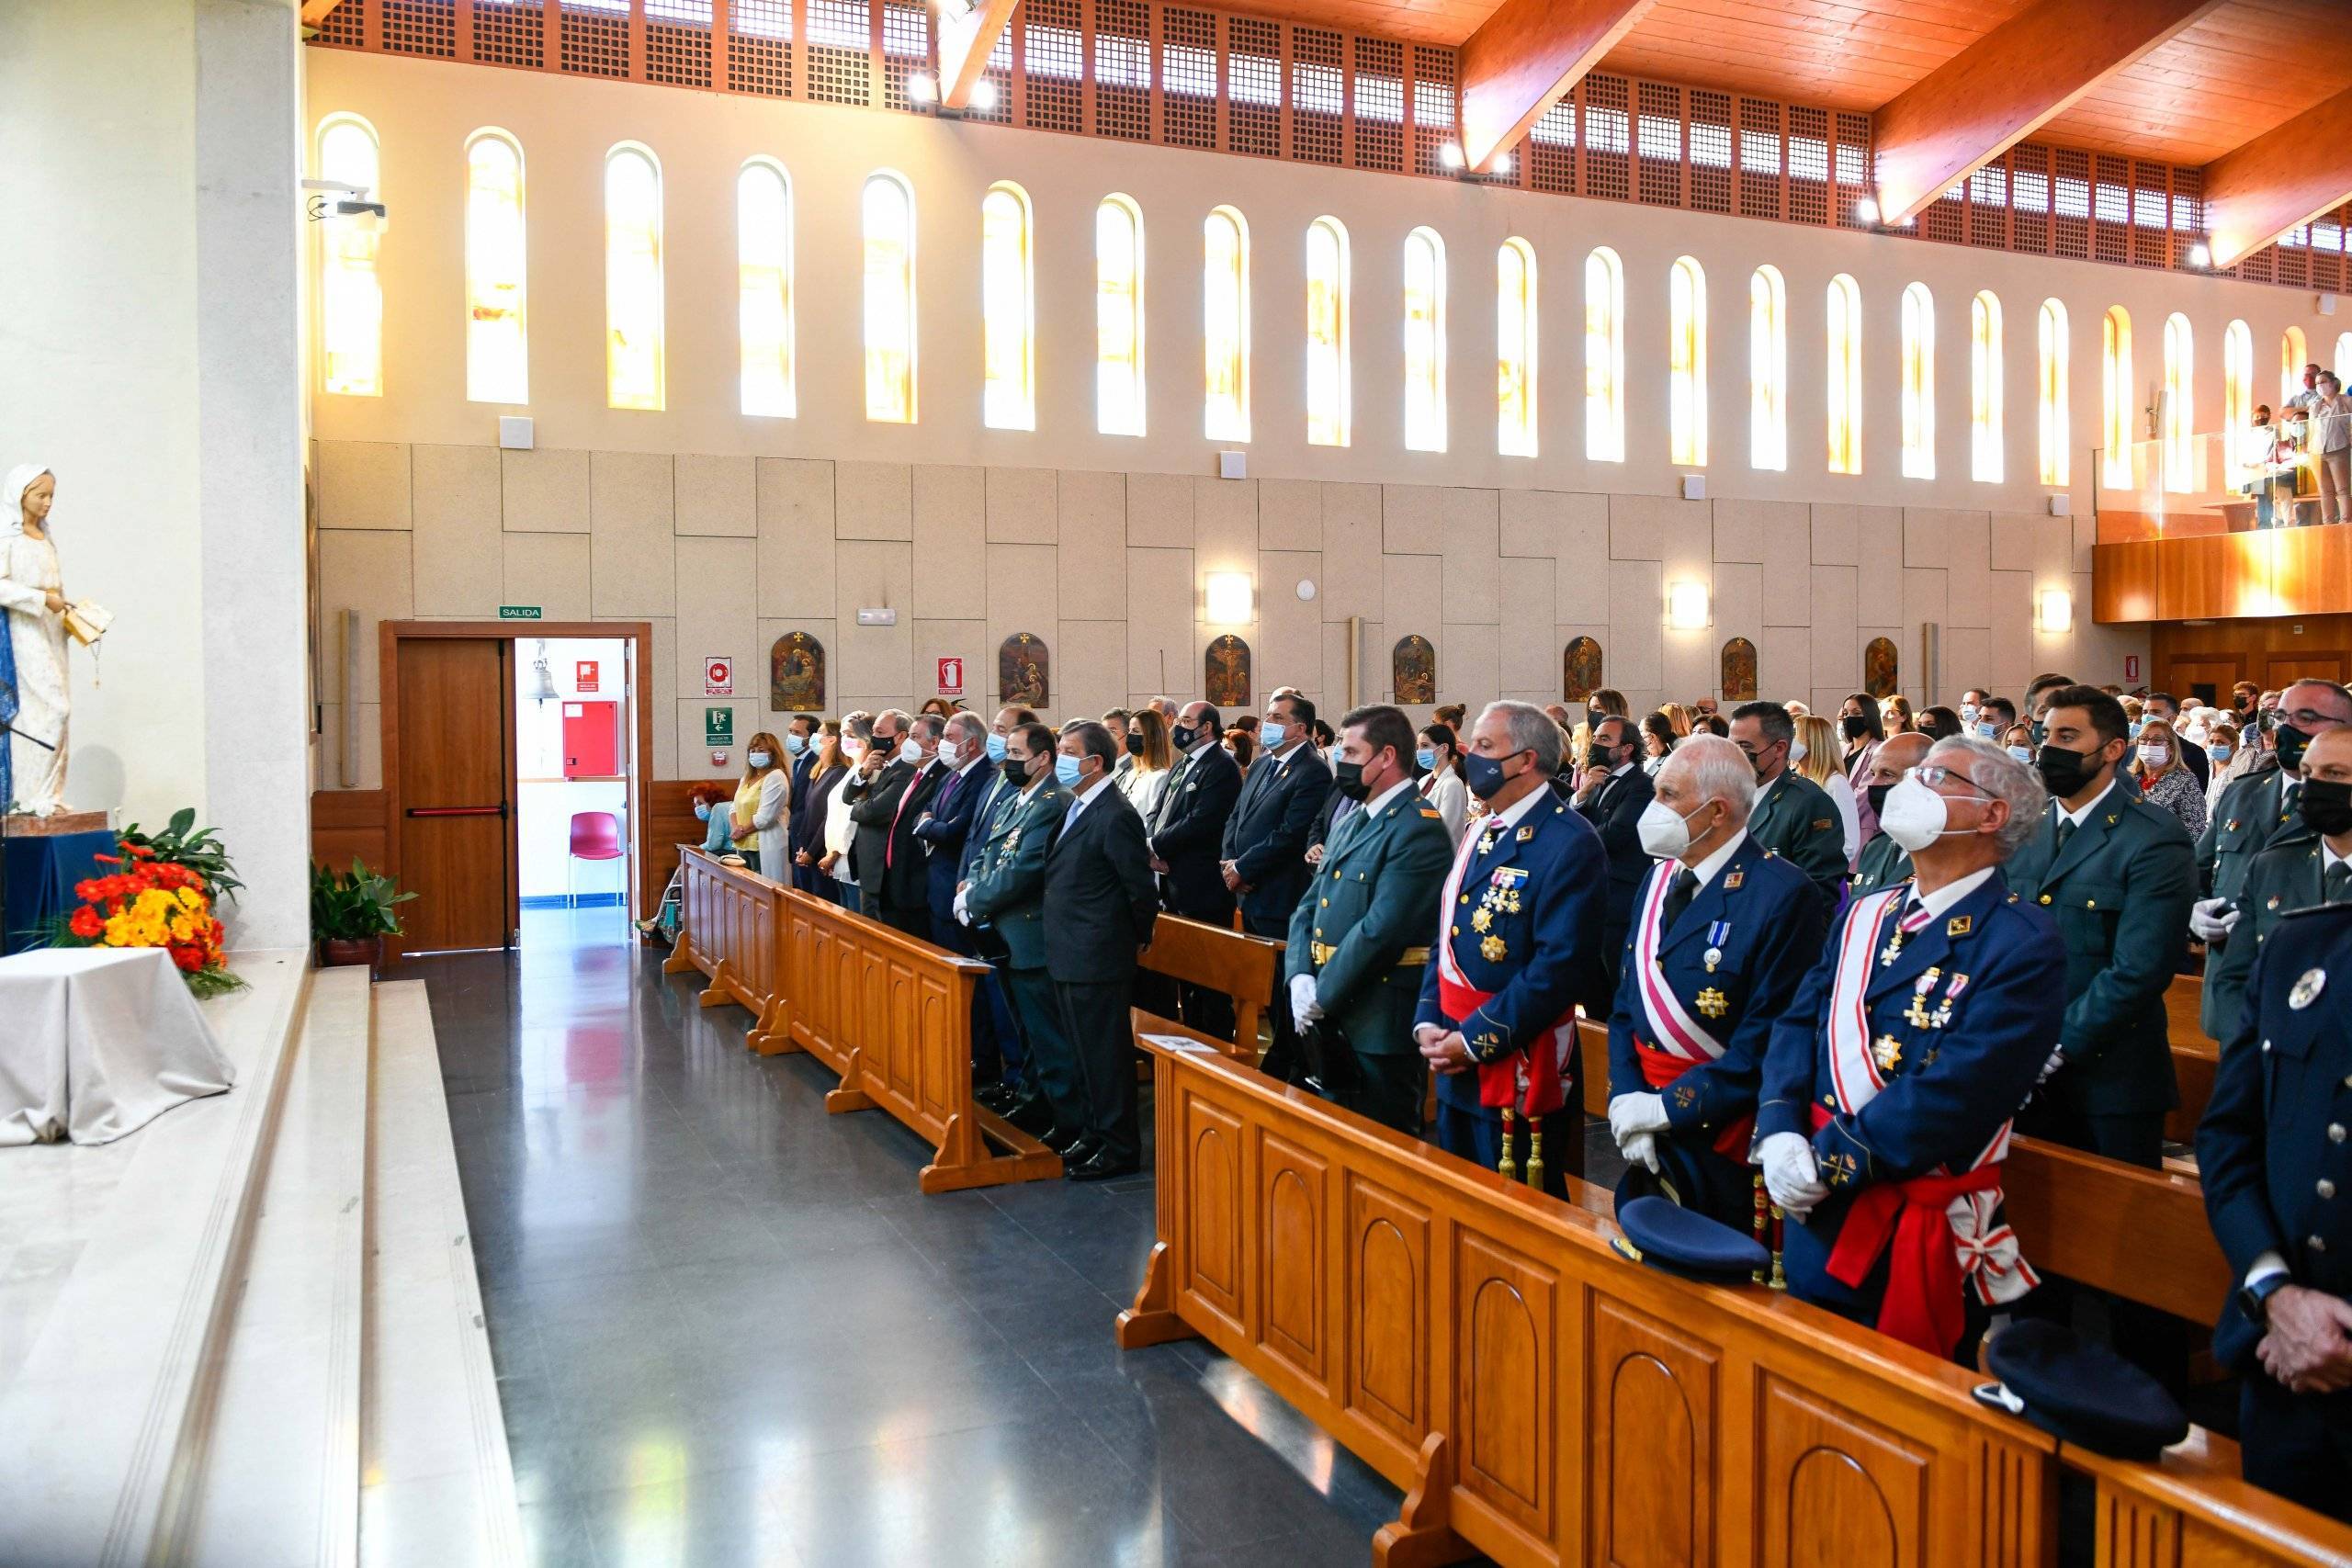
[1573,713,1657,1009]
[959,723,1070,1145]
[1148,701,1242,1039]
[1044,719,1161,1180]
[1222,692,1334,1081]
[859,711,946,941]
[783,715,821,893]
[2198,896,2352,1521]
[1730,701,1848,910]
[2003,683,2197,1388]
[913,711,1004,1092]
[839,707,913,920]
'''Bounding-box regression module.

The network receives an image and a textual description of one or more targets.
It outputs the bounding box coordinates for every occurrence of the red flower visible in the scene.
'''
[128,844,155,859]
[68,907,103,940]
[92,852,120,866]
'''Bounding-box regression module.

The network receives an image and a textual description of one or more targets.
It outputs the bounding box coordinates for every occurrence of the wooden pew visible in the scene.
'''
[2003,1137,2227,1325]
[2166,976,2221,1145]
[1120,1014,2348,1568]
[1138,913,1283,1062]
[771,889,1063,1194]
[665,848,788,1040]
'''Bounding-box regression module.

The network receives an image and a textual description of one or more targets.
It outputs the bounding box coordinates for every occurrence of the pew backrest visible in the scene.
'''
[1138,915,1283,1057]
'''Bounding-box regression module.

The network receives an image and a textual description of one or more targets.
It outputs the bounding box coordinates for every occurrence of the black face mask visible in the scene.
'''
[1170,724,1197,750]
[2030,718,2048,748]
[1586,741,1619,771]
[1332,760,1370,800]
[2036,741,2102,799]
[1865,781,1892,819]
[1840,714,1872,741]
[1001,757,1032,786]
[2301,777,2352,838]
[2275,721,2315,773]
[1125,733,1145,756]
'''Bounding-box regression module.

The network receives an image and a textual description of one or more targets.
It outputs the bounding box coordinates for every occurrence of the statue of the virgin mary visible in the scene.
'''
[0,465,70,814]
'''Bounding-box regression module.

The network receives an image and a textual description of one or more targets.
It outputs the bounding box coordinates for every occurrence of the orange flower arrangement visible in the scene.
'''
[51,843,240,996]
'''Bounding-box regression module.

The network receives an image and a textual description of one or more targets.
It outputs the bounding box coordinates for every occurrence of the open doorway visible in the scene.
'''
[514,636,634,949]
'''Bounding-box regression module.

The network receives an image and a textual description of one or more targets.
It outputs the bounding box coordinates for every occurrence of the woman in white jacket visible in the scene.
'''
[741,731,792,877]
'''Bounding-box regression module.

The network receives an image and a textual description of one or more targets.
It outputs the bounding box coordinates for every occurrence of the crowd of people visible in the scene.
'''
[668,671,2352,1519]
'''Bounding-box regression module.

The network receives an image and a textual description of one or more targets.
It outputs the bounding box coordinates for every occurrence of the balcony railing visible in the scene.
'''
[2095,422,2347,544]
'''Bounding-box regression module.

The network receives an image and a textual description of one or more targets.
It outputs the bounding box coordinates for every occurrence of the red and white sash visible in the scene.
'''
[1630,862,1727,1075]
[1432,814,1573,1117]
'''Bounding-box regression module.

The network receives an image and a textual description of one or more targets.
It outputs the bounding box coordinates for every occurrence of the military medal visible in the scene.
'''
[1903,968,1941,1029]
[1696,986,1728,1019]
[1928,973,1970,1029]
[1481,935,1508,963]
[2291,967,2328,1010]
[1872,1034,1903,1072]
[1703,919,1730,972]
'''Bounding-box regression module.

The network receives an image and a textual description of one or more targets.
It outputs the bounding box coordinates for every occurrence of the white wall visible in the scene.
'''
[0,0,311,947]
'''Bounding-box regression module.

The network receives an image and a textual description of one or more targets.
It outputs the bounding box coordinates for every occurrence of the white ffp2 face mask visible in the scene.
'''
[1636,797,1712,860]
[1879,775,1974,852]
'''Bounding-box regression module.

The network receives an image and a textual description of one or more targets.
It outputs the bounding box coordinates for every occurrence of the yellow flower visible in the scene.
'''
[175,886,204,911]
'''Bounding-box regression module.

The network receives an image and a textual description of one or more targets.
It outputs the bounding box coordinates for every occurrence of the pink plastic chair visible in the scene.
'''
[567,811,624,907]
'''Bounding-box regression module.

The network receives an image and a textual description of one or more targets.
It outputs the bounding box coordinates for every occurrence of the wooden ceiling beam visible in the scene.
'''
[935,0,1020,111]
[2205,85,2352,269]
[299,0,345,23]
[1870,0,2222,225]
[1456,0,1657,174]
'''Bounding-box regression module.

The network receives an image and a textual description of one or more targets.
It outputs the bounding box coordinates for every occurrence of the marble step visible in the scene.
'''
[356,980,522,1567]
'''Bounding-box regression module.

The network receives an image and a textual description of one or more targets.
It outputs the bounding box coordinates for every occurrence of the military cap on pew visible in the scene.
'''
[1610,1194,1770,1282]
[1971,1320,2189,1461]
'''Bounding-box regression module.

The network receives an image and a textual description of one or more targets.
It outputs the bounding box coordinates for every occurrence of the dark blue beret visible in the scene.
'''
[1611,1194,1770,1282]
[1973,1320,2188,1461]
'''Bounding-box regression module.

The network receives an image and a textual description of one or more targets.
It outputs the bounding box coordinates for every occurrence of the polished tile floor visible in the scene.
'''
[417,907,1428,1567]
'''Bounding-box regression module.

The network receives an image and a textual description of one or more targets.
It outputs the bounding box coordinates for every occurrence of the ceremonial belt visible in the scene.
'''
[1433,818,1572,1118]
[1310,942,1430,966]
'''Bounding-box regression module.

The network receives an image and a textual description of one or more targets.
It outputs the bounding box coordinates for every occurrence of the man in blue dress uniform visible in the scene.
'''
[2198,897,2352,1521]
[1414,702,1607,1198]
[1605,736,1826,1231]
[1758,737,2065,1363]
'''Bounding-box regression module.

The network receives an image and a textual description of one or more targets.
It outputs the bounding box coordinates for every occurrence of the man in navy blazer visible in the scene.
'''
[1758,737,2065,1365]
[783,716,821,893]
[911,711,1006,1091]
[1223,694,1333,1079]
[1606,736,1825,1231]
[1414,702,1608,1198]
[1148,702,1243,1038]
[1574,713,1657,1010]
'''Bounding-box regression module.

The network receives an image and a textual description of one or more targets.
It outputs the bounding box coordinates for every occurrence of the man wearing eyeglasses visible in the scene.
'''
[2197,681,2352,1042]
[1757,737,2065,1363]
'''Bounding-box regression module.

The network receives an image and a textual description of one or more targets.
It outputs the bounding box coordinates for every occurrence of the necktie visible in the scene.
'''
[2327,860,2350,905]
[887,765,927,869]
[2282,779,2300,824]
[2054,815,2075,854]
[1661,867,1699,931]
[1157,755,1191,830]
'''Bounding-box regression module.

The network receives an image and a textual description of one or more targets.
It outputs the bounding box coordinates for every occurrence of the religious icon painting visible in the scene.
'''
[1392,635,1437,705]
[1720,637,1758,702]
[769,631,826,712]
[1204,634,1251,708]
[1000,632,1050,706]
[1863,636,1900,700]
[1563,636,1603,701]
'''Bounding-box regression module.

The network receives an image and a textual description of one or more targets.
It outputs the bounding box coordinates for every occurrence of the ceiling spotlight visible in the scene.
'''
[2188,242,2213,267]
[1491,152,1513,177]
[1854,195,1881,224]
[1438,141,1466,171]
[969,78,1000,112]
[908,70,938,104]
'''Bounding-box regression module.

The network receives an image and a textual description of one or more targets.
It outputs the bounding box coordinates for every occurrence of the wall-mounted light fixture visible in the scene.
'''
[2036,587,2074,635]
[1205,571,1255,625]
[1666,581,1711,630]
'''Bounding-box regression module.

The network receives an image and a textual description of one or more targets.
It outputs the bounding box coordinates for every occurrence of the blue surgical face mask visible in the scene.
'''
[693,803,711,820]
[2210,742,2233,761]
[985,732,1007,761]
[785,733,808,756]
[1260,721,1287,750]
[2007,745,2034,764]
[2129,719,2145,739]
[1415,748,1436,771]
[1975,720,2000,741]
[747,750,773,769]
[1054,754,1084,788]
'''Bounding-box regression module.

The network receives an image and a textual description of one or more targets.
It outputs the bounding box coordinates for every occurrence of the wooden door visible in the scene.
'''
[2267,651,2346,688]
[394,637,515,952]
[2162,656,2245,709]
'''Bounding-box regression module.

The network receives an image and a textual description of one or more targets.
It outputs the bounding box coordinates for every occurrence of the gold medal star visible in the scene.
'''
[1696,987,1728,1019]
[1471,908,1492,932]
[1872,1033,1903,1072]
[1480,935,1508,963]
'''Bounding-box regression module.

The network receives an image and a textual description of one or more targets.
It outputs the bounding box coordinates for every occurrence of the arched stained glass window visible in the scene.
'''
[2163,312,2194,494]
[1305,217,1350,447]
[1497,238,1538,457]
[1096,195,1145,436]
[1585,247,1625,462]
[1826,274,1862,474]
[862,170,917,423]
[1668,255,1706,467]
[2224,320,2253,486]
[2283,325,2308,404]
[2102,306,2133,488]
[1901,282,1935,479]
[2039,299,2070,487]
[1970,290,2001,484]
[1748,265,1785,471]
[1403,227,1447,453]
[1204,206,1250,441]
[317,115,383,398]
[465,130,526,404]
[605,142,665,411]
[738,158,794,418]
[981,182,1035,431]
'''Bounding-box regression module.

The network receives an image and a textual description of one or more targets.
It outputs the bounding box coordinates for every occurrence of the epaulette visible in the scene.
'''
[1418,806,1442,819]
[1763,849,1779,858]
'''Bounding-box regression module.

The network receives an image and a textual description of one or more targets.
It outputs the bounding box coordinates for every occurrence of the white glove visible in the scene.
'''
[2037,1045,2065,1084]
[1289,974,1323,1032]
[1608,1091,1669,1148]
[2190,897,2241,942]
[1621,1131,1660,1174]
[953,887,972,928]
[1758,1132,1827,1219]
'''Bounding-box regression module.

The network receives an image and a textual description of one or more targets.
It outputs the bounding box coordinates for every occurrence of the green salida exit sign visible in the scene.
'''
[497,604,542,620]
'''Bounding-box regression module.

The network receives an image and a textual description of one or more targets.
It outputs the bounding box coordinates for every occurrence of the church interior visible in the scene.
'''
[6,0,2352,1562]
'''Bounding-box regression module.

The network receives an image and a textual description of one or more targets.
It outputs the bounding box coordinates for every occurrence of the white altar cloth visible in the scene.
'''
[0,947,236,1145]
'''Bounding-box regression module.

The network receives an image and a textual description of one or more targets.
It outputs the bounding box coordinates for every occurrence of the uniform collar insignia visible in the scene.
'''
[1724,870,1745,889]
[1516,825,1536,841]
[1946,914,1972,937]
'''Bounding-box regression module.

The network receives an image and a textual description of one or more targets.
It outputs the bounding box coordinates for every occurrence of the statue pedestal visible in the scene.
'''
[5,810,109,838]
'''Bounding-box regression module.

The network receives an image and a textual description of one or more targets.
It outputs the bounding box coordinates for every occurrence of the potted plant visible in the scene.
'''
[311,859,417,972]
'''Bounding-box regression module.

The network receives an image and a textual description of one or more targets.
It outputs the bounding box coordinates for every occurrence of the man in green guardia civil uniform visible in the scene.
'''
[2207,726,2352,1010]
[2195,680,2352,1040]
[1286,705,1455,1135]
[1729,702,1848,911]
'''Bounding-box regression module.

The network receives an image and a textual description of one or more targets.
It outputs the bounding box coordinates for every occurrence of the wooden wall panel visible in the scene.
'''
[311,788,389,874]
[1258,1132,1331,1394]
[1344,1174,1431,1450]
[2153,614,2352,697]
[1453,1227,1559,1547]
[2100,530,2352,624]
[2269,527,2352,615]
[2093,541,2161,624]
[1589,1299,1716,1566]
[1757,1375,1931,1565]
